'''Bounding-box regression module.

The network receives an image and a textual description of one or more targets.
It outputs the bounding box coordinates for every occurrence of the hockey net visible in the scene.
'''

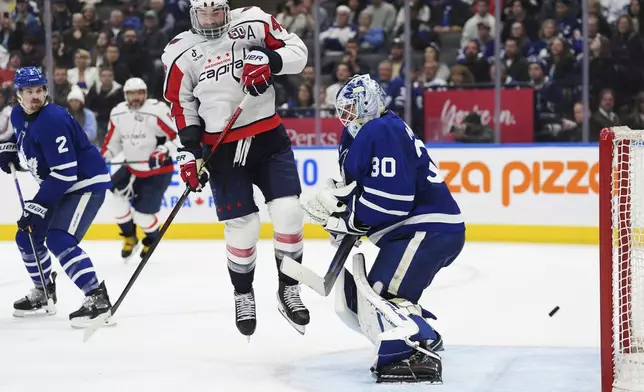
[601,127,644,392]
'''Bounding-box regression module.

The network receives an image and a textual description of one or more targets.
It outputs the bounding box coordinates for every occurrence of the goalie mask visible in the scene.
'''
[335,74,387,138]
[190,0,231,40]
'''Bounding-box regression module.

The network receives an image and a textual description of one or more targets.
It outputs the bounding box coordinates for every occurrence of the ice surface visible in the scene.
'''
[0,240,600,392]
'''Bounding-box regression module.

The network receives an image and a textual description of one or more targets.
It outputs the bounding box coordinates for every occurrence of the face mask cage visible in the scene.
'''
[190,4,230,39]
[335,80,374,137]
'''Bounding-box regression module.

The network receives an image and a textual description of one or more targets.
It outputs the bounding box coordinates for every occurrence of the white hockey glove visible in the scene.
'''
[303,178,369,237]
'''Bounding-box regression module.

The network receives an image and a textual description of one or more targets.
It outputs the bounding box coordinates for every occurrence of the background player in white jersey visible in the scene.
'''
[101,77,178,261]
[161,0,309,337]
[303,75,465,383]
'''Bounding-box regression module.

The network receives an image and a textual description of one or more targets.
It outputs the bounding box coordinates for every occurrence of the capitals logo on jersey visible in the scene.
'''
[199,42,246,83]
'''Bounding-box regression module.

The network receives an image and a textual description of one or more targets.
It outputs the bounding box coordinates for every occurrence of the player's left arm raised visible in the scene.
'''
[241,8,308,96]
[20,117,79,230]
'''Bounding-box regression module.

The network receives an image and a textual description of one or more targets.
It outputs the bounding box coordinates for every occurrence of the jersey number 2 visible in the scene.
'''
[56,136,68,153]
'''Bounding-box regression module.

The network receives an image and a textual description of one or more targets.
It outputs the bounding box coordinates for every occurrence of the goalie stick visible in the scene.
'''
[83,94,251,342]
[280,235,360,296]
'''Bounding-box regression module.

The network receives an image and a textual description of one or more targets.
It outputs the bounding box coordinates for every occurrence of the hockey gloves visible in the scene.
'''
[17,201,47,231]
[148,145,172,170]
[241,49,273,96]
[177,149,209,192]
[0,142,19,174]
[304,179,369,237]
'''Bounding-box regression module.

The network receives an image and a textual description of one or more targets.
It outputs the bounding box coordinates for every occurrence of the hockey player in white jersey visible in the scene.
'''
[161,0,309,337]
[101,77,178,261]
[303,74,465,383]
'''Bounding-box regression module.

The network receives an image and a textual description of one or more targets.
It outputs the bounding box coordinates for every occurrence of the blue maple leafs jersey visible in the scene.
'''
[11,103,111,207]
[339,111,464,245]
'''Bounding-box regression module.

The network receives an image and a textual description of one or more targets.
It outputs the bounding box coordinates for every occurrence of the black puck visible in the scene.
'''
[549,306,560,317]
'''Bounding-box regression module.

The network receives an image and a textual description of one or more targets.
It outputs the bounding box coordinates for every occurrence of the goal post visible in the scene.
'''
[600,126,644,392]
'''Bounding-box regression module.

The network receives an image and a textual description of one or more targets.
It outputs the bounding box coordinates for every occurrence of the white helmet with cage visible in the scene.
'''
[335,74,387,138]
[190,0,231,40]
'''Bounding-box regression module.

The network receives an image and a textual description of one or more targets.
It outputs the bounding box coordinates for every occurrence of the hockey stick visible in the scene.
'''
[105,160,149,166]
[83,94,251,342]
[280,234,360,296]
[9,163,56,315]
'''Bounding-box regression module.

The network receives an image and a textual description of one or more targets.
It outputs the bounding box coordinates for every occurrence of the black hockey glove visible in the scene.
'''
[17,201,48,231]
[0,142,19,174]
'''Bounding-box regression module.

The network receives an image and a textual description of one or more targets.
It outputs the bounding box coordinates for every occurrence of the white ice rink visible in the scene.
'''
[0,240,601,392]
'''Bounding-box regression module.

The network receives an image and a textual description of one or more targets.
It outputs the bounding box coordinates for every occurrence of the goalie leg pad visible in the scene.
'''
[334,268,362,334]
[350,254,442,374]
[268,196,304,284]
[225,212,260,293]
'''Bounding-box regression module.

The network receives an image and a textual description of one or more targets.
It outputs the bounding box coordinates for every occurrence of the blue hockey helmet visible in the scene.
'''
[335,74,387,138]
[13,66,47,91]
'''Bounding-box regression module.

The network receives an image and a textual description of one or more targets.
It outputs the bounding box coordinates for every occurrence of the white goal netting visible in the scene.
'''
[610,127,644,391]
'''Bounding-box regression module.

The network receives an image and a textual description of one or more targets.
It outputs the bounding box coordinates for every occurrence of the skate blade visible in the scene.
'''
[71,314,117,329]
[13,306,57,317]
[376,377,443,385]
[122,243,142,264]
[277,300,306,335]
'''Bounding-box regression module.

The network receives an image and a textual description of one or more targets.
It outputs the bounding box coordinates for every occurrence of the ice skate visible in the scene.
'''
[13,271,58,317]
[69,281,115,329]
[277,281,309,335]
[140,236,155,259]
[234,289,256,339]
[371,342,443,384]
[120,234,140,263]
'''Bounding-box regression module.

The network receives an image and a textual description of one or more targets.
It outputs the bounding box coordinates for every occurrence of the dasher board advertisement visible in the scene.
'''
[0,145,598,244]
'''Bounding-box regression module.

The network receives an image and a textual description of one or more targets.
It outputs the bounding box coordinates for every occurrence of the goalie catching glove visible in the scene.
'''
[303,178,369,239]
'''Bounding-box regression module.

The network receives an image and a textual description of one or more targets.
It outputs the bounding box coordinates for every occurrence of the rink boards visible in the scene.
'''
[0,144,600,244]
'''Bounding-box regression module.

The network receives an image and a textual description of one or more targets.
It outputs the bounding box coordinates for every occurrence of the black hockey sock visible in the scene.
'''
[277,254,301,286]
[118,221,136,237]
[229,267,255,294]
[143,230,159,244]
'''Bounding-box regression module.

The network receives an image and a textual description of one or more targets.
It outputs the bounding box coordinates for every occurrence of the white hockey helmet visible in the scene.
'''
[335,74,387,138]
[123,77,147,107]
[190,0,231,40]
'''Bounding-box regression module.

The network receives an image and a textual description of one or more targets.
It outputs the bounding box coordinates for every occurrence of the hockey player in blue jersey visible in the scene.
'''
[0,67,114,328]
[303,74,465,383]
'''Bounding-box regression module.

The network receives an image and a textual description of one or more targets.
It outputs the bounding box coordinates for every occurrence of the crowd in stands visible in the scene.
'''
[0,0,639,144]
[275,0,644,142]
[0,0,191,145]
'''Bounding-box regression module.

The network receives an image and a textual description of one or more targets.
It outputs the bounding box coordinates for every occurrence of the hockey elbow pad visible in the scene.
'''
[249,46,283,74]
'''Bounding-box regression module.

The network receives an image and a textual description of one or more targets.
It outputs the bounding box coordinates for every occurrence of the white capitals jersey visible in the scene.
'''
[161,6,307,146]
[101,99,178,177]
